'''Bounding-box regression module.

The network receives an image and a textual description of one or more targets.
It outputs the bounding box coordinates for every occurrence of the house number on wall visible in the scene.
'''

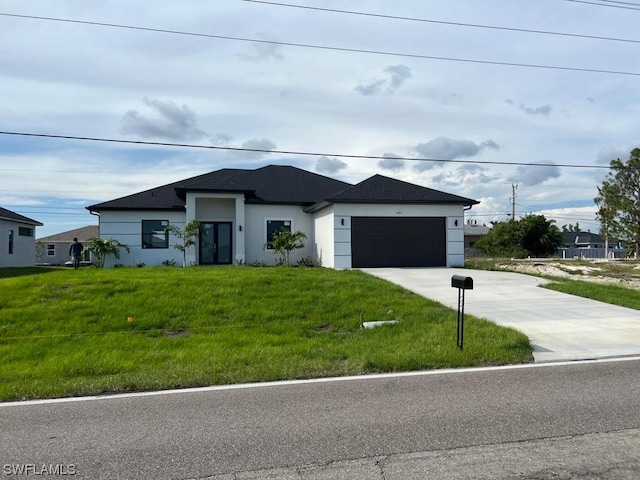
[396,211,403,215]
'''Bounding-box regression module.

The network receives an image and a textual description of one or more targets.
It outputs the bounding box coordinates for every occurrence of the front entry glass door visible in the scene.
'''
[199,222,232,265]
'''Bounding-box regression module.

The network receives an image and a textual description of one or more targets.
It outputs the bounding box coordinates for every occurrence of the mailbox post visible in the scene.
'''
[451,275,473,350]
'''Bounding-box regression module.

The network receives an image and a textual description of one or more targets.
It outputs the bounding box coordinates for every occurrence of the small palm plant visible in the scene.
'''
[266,228,307,266]
[86,237,130,268]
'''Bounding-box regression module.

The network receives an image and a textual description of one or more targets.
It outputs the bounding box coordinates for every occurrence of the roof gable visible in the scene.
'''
[325,174,479,205]
[37,225,99,242]
[0,207,42,226]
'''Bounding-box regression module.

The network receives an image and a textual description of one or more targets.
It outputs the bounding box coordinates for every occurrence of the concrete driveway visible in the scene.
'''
[361,268,640,362]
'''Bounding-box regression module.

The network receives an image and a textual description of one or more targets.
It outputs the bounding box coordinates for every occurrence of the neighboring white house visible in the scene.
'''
[0,207,43,268]
[36,225,98,266]
[87,165,479,269]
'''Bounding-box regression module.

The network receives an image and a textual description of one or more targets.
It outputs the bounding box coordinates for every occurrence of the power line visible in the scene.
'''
[0,131,615,170]
[0,167,205,175]
[243,0,640,45]
[595,0,640,5]
[1,12,639,76]
[565,0,640,10]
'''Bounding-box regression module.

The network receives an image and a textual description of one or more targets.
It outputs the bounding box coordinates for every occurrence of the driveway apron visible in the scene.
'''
[361,268,640,362]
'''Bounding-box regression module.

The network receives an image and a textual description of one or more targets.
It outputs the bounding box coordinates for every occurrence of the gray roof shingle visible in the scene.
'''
[0,207,43,225]
[37,225,99,242]
[325,174,479,205]
[87,166,479,212]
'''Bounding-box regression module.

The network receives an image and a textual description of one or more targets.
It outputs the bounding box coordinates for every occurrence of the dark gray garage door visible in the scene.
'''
[351,217,446,268]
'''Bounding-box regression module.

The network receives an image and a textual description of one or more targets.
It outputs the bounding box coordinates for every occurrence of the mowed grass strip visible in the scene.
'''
[0,267,532,401]
[544,279,640,310]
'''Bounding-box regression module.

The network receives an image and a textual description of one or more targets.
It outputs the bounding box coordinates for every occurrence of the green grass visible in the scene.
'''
[544,279,640,310]
[0,266,532,401]
[465,257,640,311]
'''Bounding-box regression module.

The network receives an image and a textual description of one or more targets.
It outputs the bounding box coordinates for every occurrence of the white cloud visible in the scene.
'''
[315,156,347,174]
[355,64,412,96]
[120,98,209,142]
[238,34,284,61]
[378,154,405,172]
[412,137,500,172]
[509,162,561,186]
[520,104,552,116]
[3,0,640,237]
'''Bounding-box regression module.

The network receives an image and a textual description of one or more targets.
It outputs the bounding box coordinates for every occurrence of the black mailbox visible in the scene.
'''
[451,275,473,290]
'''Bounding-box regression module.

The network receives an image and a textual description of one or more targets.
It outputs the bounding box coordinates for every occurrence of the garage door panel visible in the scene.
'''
[351,217,446,268]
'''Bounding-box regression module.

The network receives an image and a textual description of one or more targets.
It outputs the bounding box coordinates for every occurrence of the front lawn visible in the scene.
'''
[0,267,532,401]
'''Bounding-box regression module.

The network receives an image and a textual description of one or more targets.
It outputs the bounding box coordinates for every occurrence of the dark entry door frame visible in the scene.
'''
[199,222,233,265]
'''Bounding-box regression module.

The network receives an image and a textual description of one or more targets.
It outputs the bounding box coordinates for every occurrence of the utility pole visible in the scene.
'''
[511,184,518,220]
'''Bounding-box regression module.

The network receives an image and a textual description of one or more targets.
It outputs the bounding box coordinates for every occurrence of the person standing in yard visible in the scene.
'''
[69,237,84,269]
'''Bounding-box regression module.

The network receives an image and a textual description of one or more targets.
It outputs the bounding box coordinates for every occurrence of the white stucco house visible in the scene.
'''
[86,165,479,268]
[0,207,43,268]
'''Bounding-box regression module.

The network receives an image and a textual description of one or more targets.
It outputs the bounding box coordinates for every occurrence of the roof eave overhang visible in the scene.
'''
[174,187,255,200]
[0,215,43,226]
[305,198,480,213]
[85,206,185,212]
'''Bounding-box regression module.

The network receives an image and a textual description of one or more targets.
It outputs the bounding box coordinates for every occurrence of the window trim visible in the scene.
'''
[8,229,14,254]
[47,244,56,256]
[141,220,169,249]
[18,227,34,237]
[265,219,293,250]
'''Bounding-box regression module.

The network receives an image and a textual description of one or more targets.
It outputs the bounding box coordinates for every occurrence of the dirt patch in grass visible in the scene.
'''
[487,259,640,289]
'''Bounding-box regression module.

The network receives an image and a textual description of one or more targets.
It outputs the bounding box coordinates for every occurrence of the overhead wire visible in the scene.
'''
[0,12,639,76]
[243,0,640,45]
[0,131,616,170]
[565,0,640,10]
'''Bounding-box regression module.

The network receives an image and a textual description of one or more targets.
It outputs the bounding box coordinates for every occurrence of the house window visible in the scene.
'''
[8,230,14,254]
[266,220,291,249]
[19,227,33,237]
[47,244,55,256]
[142,220,169,249]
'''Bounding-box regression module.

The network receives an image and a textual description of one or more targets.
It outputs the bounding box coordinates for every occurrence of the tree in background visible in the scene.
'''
[561,223,581,232]
[594,182,619,258]
[595,148,640,257]
[87,237,130,268]
[266,228,307,266]
[165,220,202,267]
[476,215,563,258]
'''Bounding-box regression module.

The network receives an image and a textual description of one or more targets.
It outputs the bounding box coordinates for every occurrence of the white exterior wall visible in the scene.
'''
[96,200,468,269]
[244,204,314,265]
[447,215,465,267]
[37,241,68,266]
[312,207,335,268]
[98,210,186,267]
[0,219,38,268]
[330,203,467,268]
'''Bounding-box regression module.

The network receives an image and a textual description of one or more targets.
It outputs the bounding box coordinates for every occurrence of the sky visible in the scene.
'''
[2,0,640,238]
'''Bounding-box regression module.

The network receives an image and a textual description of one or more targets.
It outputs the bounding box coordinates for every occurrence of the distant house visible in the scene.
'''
[87,165,479,268]
[0,207,43,268]
[559,231,625,259]
[464,222,491,249]
[36,225,98,266]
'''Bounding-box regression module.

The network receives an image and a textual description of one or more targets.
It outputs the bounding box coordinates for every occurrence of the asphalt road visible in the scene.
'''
[1,359,639,479]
